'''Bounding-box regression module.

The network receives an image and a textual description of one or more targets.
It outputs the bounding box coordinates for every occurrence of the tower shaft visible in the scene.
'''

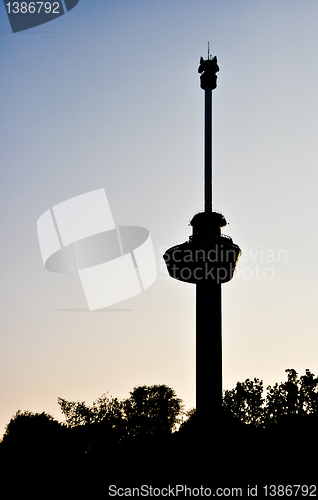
[196,282,222,428]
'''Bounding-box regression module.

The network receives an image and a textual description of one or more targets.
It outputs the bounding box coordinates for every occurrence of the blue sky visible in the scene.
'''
[1,0,318,438]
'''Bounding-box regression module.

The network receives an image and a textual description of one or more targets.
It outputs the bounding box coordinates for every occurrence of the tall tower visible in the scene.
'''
[163,53,241,430]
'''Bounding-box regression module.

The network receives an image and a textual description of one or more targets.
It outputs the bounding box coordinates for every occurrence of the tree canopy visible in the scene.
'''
[222,368,318,428]
[1,371,318,490]
[57,384,183,440]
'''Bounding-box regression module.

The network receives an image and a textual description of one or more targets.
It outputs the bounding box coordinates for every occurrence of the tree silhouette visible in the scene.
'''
[58,384,183,440]
[0,409,66,470]
[222,377,265,426]
[264,368,299,425]
[123,384,183,438]
[2,373,318,490]
[2,410,63,444]
[299,368,318,414]
[57,392,125,458]
[57,392,123,427]
[222,369,318,429]
[55,383,183,464]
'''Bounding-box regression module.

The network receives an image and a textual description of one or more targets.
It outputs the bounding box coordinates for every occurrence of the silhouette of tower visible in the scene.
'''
[163,53,241,430]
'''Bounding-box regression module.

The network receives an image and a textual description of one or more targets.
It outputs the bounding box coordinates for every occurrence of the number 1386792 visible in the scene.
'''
[264,485,317,497]
[6,2,60,14]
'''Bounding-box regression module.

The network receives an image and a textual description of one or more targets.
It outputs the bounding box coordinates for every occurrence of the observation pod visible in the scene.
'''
[163,212,241,284]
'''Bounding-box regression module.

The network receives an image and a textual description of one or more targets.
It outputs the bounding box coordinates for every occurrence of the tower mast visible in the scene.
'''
[199,49,219,212]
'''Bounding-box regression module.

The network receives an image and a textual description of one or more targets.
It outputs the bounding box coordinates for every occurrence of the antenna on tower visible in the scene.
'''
[208,41,210,59]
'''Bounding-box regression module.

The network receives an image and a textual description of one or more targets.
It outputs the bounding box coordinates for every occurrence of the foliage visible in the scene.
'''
[0,409,65,459]
[222,369,318,428]
[57,393,123,428]
[57,384,183,443]
[2,375,318,489]
[223,378,265,426]
[3,410,62,438]
[123,384,183,437]
[3,371,318,463]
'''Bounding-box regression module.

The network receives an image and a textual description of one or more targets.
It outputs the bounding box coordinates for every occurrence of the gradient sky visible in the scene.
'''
[1,0,318,438]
